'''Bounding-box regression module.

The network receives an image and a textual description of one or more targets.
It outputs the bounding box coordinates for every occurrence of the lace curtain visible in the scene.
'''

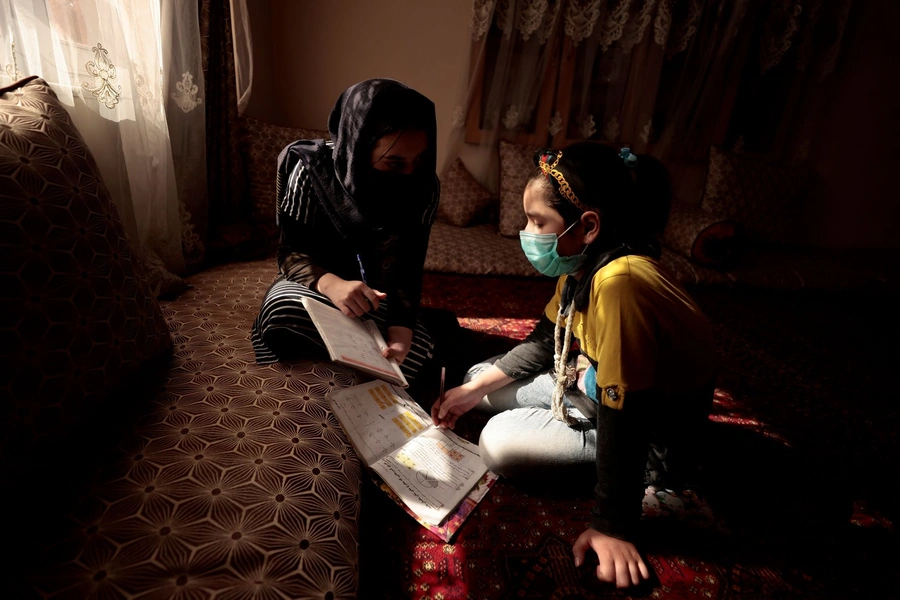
[0,0,207,293]
[454,0,853,198]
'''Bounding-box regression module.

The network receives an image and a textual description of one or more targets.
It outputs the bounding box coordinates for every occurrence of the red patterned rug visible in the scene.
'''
[358,274,899,599]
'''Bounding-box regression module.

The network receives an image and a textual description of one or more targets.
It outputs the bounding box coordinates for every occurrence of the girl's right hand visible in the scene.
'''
[431,381,485,429]
[316,273,386,317]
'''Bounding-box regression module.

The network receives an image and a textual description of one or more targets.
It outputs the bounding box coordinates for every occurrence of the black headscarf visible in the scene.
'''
[278,79,439,239]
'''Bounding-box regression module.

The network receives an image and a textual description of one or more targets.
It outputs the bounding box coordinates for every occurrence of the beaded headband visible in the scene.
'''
[535,149,589,212]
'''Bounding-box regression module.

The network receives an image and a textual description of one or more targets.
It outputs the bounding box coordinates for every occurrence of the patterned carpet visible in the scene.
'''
[358,273,900,600]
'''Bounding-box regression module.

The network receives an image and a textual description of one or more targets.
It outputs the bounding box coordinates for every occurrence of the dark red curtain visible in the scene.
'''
[199,0,267,264]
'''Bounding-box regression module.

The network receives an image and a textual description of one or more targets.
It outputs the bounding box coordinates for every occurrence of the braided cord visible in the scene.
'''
[551,300,578,426]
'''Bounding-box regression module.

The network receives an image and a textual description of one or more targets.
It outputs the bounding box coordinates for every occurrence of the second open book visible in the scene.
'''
[301,296,408,388]
[327,379,497,542]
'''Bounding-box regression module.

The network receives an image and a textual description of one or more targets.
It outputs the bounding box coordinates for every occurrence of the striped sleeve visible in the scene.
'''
[279,161,318,224]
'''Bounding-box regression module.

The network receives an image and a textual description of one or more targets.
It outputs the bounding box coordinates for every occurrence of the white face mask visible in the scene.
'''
[519,221,587,277]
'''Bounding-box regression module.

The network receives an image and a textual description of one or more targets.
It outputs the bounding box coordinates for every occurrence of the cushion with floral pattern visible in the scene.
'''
[498,140,535,237]
[701,145,808,247]
[663,202,743,267]
[239,115,329,228]
[437,158,496,227]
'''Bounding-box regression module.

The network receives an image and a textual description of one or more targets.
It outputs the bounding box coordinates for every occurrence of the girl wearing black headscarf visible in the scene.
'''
[251,79,440,383]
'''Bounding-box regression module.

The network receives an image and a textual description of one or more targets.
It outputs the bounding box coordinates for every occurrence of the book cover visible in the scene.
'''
[375,470,499,542]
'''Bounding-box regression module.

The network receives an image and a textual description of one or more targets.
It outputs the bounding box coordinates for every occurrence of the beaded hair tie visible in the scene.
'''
[537,150,589,212]
[619,147,638,168]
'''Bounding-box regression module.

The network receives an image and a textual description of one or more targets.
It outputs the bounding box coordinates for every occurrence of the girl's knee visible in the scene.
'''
[478,414,531,478]
[479,408,596,480]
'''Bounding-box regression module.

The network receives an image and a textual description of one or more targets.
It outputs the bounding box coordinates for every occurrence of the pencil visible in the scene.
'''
[439,366,446,405]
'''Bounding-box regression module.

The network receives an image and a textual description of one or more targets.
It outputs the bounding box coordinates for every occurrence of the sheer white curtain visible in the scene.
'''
[0,0,206,293]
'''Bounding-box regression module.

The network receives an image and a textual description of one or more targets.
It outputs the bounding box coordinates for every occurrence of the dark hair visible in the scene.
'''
[528,142,672,247]
[363,87,434,155]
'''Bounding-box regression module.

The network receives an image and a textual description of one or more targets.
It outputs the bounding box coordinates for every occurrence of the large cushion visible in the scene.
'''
[0,77,172,455]
[23,259,365,599]
[700,145,809,247]
[437,158,496,227]
[498,140,535,237]
[239,115,330,228]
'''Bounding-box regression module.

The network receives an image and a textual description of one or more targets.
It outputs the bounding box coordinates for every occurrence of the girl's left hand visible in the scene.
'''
[572,528,649,588]
[384,326,413,364]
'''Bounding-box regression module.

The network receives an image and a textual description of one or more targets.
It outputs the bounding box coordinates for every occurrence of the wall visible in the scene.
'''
[248,0,472,171]
[807,0,900,248]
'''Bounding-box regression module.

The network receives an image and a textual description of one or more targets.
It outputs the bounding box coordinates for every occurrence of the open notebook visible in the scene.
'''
[327,380,497,541]
[301,296,408,388]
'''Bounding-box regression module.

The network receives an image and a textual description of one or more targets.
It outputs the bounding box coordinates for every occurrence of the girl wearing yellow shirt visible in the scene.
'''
[432,142,716,589]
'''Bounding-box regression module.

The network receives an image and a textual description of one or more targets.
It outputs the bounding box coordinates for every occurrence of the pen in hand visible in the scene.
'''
[434,366,446,427]
[356,253,377,311]
[356,253,367,285]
